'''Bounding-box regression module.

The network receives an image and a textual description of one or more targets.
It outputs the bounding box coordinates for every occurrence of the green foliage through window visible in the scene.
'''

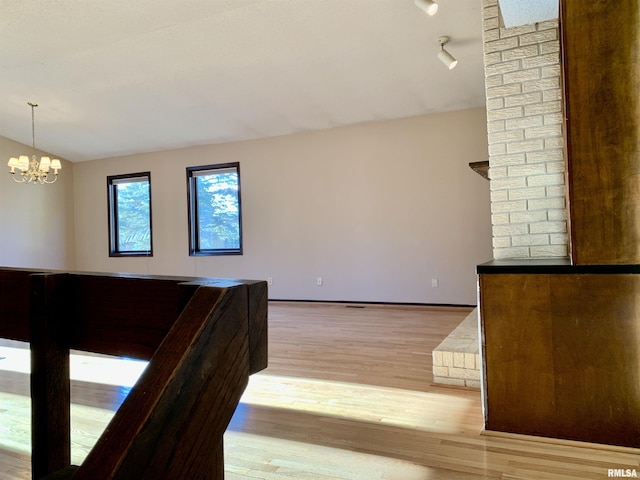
[107,173,152,256]
[187,163,242,255]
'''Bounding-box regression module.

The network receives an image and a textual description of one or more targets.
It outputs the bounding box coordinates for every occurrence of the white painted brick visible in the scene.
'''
[524,125,562,140]
[548,209,568,221]
[510,210,547,224]
[550,233,569,245]
[483,4,499,18]
[519,29,558,46]
[487,120,506,133]
[453,352,466,368]
[489,143,507,155]
[491,190,509,203]
[528,197,565,211]
[432,350,443,366]
[541,64,561,78]
[449,367,480,381]
[508,187,546,200]
[544,112,563,125]
[486,84,522,99]
[490,153,526,166]
[540,40,560,55]
[542,88,562,102]
[492,213,510,225]
[504,92,542,108]
[483,28,500,43]
[523,77,561,92]
[545,161,565,174]
[489,167,508,179]
[546,185,567,198]
[508,163,546,177]
[525,100,562,116]
[492,176,528,191]
[493,223,528,236]
[502,45,539,61]
[464,353,477,369]
[465,379,482,389]
[485,74,503,88]
[489,129,524,143]
[493,236,512,248]
[484,36,519,54]
[522,53,560,69]
[499,24,537,39]
[538,19,559,31]
[529,221,567,234]
[494,246,530,258]
[488,106,524,121]
[530,245,567,257]
[527,173,565,187]
[442,351,453,367]
[507,139,545,154]
[482,0,497,8]
[433,366,449,377]
[506,115,543,130]
[502,68,541,85]
[526,150,563,164]
[483,16,500,32]
[487,97,504,110]
[484,51,502,66]
[512,234,550,246]
[491,199,527,213]
[485,59,522,77]
[545,136,565,149]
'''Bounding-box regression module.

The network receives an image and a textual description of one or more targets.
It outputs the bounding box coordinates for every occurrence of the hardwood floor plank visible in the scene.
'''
[0,302,638,479]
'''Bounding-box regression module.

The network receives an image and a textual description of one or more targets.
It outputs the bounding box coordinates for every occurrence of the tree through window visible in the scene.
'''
[187,163,242,256]
[107,172,152,256]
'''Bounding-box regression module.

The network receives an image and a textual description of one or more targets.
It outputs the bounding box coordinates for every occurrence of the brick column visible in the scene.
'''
[482,0,568,259]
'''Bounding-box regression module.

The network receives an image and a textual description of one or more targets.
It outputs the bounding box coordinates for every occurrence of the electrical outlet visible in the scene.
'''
[267,276,273,286]
[431,278,439,288]
[316,276,323,286]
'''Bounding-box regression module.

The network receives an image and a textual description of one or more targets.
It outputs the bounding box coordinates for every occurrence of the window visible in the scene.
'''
[107,172,152,256]
[187,163,242,256]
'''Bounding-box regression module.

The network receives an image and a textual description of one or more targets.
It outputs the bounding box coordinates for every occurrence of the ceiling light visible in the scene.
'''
[7,102,62,184]
[415,0,438,16]
[438,36,458,70]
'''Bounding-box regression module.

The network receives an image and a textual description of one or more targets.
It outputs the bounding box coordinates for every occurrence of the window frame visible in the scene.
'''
[107,172,153,257]
[186,162,243,256]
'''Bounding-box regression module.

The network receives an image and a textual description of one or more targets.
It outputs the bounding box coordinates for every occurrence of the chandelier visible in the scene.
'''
[7,102,62,184]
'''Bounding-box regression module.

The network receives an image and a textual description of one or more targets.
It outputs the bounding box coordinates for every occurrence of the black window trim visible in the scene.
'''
[186,162,243,256]
[107,171,153,257]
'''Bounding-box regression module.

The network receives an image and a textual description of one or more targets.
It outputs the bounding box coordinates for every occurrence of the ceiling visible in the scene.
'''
[0,1,555,163]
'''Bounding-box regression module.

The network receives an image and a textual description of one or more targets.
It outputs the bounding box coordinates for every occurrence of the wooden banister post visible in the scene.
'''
[30,273,71,479]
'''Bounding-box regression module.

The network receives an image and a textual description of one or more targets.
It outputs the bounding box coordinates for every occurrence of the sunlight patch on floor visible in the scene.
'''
[224,431,435,480]
[242,373,473,434]
[0,345,147,387]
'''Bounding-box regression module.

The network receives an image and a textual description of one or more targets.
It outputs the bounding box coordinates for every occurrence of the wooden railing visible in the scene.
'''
[0,267,268,479]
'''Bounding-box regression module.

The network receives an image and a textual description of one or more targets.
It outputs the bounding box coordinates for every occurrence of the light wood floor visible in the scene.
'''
[0,302,637,479]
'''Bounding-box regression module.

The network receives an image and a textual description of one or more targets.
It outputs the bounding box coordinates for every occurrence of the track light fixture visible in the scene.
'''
[414,0,438,16]
[438,36,458,70]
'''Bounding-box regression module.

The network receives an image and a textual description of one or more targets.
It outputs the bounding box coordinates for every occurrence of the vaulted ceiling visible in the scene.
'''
[0,1,556,162]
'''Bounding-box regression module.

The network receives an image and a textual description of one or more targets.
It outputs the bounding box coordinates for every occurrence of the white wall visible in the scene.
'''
[0,135,75,270]
[73,108,492,305]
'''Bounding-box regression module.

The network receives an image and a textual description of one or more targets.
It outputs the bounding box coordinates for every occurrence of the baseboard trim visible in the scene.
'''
[481,429,640,454]
[268,299,476,309]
